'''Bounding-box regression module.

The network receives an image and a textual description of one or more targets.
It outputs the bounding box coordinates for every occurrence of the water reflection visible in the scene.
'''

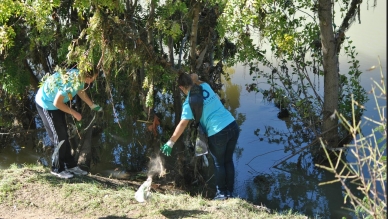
[92,117,155,174]
[0,138,38,169]
[223,62,378,218]
[245,166,355,218]
[223,71,328,218]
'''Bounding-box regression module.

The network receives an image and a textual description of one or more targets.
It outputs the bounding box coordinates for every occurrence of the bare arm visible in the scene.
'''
[169,119,190,143]
[53,93,82,121]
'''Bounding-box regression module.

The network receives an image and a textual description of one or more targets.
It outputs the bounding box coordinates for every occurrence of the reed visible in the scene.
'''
[317,58,386,219]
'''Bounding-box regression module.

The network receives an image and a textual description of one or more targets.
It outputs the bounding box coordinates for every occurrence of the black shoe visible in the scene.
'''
[213,192,227,200]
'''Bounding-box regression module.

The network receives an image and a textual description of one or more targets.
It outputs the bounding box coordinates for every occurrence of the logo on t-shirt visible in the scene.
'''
[202,89,210,100]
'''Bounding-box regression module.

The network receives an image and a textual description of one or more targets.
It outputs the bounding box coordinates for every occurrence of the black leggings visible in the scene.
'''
[36,104,77,173]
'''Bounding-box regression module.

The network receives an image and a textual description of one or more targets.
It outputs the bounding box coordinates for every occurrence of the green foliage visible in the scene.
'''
[154,1,188,40]
[0,0,63,96]
[219,0,368,145]
[0,0,23,24]
[73,0,125,13]
[156,0,188,17]
[1,69,29,95]
[0,51,30,95]
[274,33,295,57]
[339,38,368,122]
[0,0,191,100]
[0,25,16,53]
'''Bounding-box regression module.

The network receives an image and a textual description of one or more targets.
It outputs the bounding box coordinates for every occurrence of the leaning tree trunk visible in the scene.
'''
[318,0,339,148]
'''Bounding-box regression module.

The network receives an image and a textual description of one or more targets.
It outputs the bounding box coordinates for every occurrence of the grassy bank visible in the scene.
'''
[0,164,307,219]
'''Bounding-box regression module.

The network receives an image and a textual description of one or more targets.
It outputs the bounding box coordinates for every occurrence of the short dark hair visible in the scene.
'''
[177,73,193,89]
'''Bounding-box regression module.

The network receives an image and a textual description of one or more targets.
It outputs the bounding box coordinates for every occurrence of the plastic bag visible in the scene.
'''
[195,125,208,156]
[134,177,152,202]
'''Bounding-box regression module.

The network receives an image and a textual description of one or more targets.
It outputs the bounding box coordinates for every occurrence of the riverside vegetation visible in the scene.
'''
[317,64,387,219]
[1,70,385,219]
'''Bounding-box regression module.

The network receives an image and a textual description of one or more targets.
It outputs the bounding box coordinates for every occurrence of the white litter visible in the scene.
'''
[134,177,152,202]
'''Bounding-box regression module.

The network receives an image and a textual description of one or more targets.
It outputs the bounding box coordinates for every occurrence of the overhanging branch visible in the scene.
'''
[335,0,363,54]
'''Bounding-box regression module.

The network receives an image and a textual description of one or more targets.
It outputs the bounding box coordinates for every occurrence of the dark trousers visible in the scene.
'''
[36,104,77,173]
[208,120,240,194]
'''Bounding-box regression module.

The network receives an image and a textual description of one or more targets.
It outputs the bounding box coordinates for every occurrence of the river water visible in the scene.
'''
[0,3,386,219]
[228,3,386,218]
[226,3,386,218]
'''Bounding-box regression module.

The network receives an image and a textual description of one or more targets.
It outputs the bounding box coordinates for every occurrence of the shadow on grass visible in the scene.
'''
[98,216,135,219]
[34,168,140,191]
[160,209,208,218]
[18,167,212,200]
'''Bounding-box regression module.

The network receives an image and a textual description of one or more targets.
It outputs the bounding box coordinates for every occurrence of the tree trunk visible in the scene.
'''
[75,114,95,169]
[147,0,155,45]
[24,59,39,91]
[190,2,201,73]
[173,86,185,187]
[318,0,339,147]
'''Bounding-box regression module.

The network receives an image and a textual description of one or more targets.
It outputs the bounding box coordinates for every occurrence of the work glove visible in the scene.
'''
[90,103,103,112]
[160,140,174,156]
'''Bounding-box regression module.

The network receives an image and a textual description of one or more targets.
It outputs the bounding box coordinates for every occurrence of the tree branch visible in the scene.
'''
[335,0,363,54]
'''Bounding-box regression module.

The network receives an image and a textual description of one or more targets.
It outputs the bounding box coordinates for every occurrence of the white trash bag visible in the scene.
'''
[135,177,152,202]
[195,125,208,156]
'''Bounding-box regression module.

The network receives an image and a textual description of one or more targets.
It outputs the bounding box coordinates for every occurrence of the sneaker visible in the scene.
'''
[51,170,73,179]
[67,166,88,175]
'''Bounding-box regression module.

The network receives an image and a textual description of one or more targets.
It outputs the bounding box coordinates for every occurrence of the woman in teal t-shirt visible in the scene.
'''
[161,73,240,200]
[35,69,102,179]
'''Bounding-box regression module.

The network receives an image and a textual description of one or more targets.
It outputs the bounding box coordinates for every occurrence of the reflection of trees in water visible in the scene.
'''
[86,74,163,172]
[95,113,156,172]
[54,85,161,180]
[252,109,327,167]
[0,91,37,148]
[246,162,355,218]
[246,113,365,218]
[221,74,246,161]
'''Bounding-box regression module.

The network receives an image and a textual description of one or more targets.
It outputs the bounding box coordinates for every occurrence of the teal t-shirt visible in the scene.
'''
[35,69,84,110]
[181,83,235,137]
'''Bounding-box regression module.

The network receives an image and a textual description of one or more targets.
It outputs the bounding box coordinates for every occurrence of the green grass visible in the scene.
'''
[0,164,308,219]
